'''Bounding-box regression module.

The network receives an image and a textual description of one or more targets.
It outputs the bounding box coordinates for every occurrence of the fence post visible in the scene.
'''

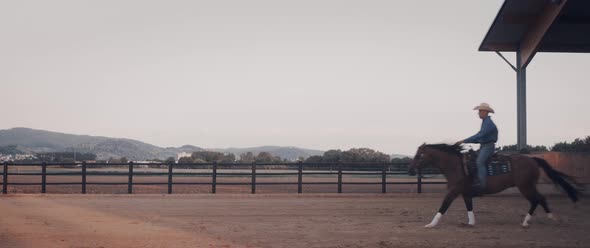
[251,162,256,194]
[382,164,387,193]
[128,161,134,194]
[41,162,47,193]
[82,161,87,194]
[168,162,173,194]
[417,168,422,193]
[337,163,342,193]
[212,162,217,194]
[3,162,8,194]
[297,161,303,194]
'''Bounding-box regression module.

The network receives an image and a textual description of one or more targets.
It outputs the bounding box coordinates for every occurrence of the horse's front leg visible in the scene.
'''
[462,194,475,226]
[425,189,460,228]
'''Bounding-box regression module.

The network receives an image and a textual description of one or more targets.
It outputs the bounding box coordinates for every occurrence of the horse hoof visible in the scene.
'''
[521,224,530,229]
[424,224,436,228]
[547,213,558,221]
[460,222,475,228]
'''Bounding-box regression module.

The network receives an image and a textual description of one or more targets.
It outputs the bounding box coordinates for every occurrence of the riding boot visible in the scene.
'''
[470,179,484,197]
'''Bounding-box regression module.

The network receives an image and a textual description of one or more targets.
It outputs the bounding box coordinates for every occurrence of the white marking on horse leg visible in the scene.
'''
[522,213,532,227]
[467,211,475,226]
[425,212,442,228]
[547,213,557,221]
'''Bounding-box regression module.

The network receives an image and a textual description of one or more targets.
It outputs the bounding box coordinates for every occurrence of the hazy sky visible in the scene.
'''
[1,0,589,155]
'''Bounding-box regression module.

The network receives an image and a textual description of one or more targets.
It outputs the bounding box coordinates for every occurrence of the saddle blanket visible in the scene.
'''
[486,161,512,176]
[464,155,512,177]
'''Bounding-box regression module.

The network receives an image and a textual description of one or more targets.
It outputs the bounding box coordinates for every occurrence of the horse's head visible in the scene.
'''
[408,144,435,176]
[408,143,463,175]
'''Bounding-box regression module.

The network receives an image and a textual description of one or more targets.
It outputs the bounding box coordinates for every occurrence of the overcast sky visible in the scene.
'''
[1,0,589,155]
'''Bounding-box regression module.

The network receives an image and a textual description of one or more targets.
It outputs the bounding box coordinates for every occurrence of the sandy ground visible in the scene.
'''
[0,193,588,248]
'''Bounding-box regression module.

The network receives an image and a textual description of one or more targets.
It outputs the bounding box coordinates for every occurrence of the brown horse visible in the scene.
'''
[409,143,580,228]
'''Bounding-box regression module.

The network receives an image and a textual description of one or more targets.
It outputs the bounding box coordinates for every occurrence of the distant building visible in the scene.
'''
[0,153,36,162]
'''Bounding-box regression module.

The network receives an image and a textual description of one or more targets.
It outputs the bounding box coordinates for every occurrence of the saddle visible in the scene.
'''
[462,150,512,178]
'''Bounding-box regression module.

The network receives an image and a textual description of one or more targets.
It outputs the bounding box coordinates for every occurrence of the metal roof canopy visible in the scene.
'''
[479,0,590,151]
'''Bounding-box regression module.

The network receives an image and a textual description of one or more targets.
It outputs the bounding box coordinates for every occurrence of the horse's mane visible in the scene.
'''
[423,143,463,157]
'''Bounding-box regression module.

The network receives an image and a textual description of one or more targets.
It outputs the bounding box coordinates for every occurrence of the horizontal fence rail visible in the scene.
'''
[0,161,444,194]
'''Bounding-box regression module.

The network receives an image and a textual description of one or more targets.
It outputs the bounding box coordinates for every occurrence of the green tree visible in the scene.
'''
[497,144,549,153]
[304,155,323,163]
[191,151,219,162]
[178,156,194,164]
[239,152,256,163]
[340,148,390,163]
[304,148,391,164]
[191,151,235,163]
[220,153,236,163]
[322,150,342,162]
[391,157,412,164]
[165,157,175,164]
[256,152,274,163]
[552,136,590,153]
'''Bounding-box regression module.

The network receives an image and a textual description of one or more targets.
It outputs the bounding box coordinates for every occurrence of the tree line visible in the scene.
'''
[496,136,590,153]
[170,148,407,165]
[0,145,22,155]
[175,151,286,164]
[304,148,393,164]
[23,152,97,164]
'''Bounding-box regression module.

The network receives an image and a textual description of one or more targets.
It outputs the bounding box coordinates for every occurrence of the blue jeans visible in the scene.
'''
[476,143,495,187]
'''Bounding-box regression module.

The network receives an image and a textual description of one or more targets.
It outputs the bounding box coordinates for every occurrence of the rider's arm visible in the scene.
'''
[463,118,495,144]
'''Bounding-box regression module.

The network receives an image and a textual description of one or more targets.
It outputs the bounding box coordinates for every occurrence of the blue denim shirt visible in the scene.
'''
[464,116,498,144]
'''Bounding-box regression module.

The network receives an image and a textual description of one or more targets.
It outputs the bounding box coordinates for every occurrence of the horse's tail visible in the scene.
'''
[532,157,580,203]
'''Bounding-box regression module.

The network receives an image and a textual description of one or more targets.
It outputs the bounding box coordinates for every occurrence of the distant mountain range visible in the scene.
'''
[0,128,326,161]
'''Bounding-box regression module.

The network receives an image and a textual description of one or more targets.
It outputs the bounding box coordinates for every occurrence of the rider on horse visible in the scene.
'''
[455,102,498,193]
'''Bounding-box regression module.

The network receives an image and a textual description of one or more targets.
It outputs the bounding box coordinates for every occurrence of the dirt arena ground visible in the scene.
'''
[1,193,588,248]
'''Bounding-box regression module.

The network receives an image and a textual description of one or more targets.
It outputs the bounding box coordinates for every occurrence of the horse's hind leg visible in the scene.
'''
[537,192,557,221]
[518,185,553,226]
[517,185,539,227]
[537,193,551,213]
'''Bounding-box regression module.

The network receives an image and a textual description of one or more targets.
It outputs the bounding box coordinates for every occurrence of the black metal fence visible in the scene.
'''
[1,161,444,194]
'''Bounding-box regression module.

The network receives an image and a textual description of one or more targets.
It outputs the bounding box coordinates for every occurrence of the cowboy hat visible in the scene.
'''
[473,103,495,113]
